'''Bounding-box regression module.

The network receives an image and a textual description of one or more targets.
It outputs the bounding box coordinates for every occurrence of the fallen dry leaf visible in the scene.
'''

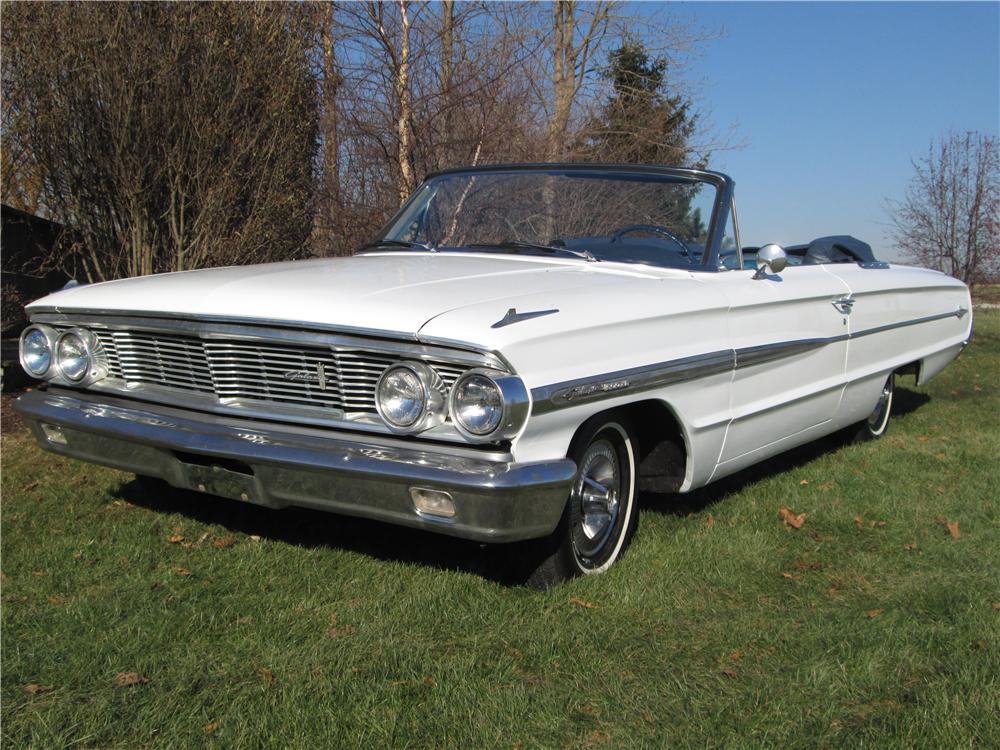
[704,514,715,529]
[992,602,1000,610]
[249,535,262,542]
[793,560,824,571]
[904,542,918,551]
[729,650,743,663]
[854,516,865,529]
[916,435,930,443]
[778,506,806,529]
[259,667,274,684]
[866,608,884,619]
[112,672,149,687]
[423,676,436,687]
[720,668,737,679]
[47,595,64,605]
[326,624,356,638]
[780,571,799,580]
[936,517,961,539]
[868,520,887,528]
[973,384,982,392]
[569,596,595,609]
[203,722,220,734]
[167,535,184,544]
[174,567,192,576]
[211,536,237,548]
[799,479,809,486]
[23,684,53,695]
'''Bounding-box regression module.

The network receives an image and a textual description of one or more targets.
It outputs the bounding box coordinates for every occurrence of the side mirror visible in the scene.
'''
[753,243,787,279]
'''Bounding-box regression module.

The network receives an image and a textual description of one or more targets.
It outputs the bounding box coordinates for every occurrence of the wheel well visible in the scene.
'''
[896,360,920,383]
[571,400,688,494]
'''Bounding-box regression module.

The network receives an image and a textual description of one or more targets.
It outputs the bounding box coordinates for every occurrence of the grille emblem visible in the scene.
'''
[282,362,328,390]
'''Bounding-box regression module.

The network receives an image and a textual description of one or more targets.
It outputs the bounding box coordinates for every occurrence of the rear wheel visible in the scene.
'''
[851,373,894,442]
[524,417,639,588]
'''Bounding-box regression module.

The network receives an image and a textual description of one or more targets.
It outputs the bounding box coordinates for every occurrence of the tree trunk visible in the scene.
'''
[396,0,416,204]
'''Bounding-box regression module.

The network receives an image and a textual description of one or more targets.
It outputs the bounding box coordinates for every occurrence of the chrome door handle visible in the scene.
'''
[832,297,854,314]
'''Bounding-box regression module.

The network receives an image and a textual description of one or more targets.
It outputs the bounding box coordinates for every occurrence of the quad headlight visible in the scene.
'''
[375,361,446,434]
[448,369,529,443]
[19,325,57,377]
[19,325,108,385]
[55,329,91,382]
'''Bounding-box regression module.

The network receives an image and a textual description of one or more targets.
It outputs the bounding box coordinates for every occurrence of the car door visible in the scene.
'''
[704,264,851,476]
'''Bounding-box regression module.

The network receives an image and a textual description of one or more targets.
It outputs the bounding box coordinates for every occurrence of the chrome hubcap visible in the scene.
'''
[571,439,620,561]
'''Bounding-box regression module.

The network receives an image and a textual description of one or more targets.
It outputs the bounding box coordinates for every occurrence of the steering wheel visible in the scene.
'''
[610,223,692,258]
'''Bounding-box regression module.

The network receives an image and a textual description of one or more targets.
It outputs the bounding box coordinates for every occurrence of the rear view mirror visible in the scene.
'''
[753,243,787,279]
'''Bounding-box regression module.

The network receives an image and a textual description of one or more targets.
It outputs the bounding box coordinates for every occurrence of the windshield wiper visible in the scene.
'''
[467,241,598,262]
[357,238,435,253]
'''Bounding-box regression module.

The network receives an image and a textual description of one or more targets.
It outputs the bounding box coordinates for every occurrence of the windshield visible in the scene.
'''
[378,169,721,269]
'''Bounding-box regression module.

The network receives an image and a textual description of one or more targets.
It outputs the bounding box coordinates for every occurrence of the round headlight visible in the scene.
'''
[20,326,55,377]
[375,362,445,433]
[55,330,91,382]
[449,369,530,443]
[450,373,504,436]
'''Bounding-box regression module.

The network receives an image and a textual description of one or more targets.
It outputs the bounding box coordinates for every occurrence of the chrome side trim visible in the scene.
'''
[531,350,734,415]
[733,337,846,369]
[530,308,967,415]
[848,308,968,340]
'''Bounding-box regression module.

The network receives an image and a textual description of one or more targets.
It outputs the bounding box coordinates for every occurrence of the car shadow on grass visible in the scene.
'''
[113,476,530,586]
[111,385,932,586]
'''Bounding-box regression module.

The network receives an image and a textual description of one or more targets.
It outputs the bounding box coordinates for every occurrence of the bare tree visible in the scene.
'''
[1,3,318,282]
[889,132,1000,285]
[547,1,616,159]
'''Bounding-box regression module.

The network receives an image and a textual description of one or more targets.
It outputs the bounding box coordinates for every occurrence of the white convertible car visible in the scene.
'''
[15,165,972,584]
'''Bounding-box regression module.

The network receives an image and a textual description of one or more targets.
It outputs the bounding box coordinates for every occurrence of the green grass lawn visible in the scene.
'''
[3,314,998,749]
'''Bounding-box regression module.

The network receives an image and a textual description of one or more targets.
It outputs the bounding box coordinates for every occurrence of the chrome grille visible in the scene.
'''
[88,329,468,415]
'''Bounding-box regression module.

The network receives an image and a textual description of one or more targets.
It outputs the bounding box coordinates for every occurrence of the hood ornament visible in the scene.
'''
[491,307,559,329]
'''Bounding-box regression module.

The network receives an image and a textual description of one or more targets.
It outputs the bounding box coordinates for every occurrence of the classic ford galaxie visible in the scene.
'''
[15,165,972,585]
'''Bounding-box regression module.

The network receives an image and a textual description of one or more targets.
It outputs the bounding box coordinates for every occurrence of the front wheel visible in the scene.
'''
[524,417,639,588]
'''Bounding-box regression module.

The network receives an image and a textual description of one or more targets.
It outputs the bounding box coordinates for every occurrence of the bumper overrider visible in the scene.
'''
[14,389,576,542]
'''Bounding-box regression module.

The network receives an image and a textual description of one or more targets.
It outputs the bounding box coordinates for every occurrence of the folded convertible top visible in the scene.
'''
[786,235,876,264]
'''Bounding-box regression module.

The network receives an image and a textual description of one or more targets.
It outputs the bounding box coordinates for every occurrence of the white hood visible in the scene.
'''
[28,253,685,342]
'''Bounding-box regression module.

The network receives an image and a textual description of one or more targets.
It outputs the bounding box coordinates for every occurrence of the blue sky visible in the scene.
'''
[664,1,999,259]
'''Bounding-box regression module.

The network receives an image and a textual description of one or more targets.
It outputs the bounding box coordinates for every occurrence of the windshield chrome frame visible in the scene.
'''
[374,163,736,273]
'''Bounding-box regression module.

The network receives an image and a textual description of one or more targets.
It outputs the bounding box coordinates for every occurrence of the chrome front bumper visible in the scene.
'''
[14,389,576,542]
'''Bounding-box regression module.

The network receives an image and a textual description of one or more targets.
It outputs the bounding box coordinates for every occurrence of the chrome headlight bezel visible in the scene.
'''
[19,324,58,378]
[375,360,447,434]
[448,368,529,443]
[53,327,108,386]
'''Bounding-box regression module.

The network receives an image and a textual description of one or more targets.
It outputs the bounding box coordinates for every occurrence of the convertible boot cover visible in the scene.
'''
[803,235,876,264]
